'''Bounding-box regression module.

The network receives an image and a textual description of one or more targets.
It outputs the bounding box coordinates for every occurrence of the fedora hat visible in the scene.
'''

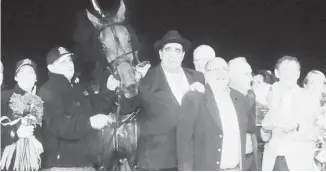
[154,30,191,52]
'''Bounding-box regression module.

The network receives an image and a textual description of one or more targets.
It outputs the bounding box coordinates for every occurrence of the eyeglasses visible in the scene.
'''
[205,67,228,72]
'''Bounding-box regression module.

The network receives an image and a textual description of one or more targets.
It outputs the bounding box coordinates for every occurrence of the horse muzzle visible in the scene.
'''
[121,82,139,98]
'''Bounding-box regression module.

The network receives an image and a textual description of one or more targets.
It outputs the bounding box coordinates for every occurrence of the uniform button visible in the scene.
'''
[10,130,15,138]
[216,161,220,165]
[76,102,80,107]
[218,149,221,152]
[219,135,223,138]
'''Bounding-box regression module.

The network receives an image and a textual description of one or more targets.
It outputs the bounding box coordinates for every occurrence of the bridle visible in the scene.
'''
[97,22,140,78]
[96,22,141,157]
[88,0,141,170]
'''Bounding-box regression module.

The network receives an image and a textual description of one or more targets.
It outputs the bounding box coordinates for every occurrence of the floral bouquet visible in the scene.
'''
[0,92,44,171]
[255,102,269,126]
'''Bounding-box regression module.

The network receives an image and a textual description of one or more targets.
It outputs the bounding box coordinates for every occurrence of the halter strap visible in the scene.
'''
[97,22,138,75]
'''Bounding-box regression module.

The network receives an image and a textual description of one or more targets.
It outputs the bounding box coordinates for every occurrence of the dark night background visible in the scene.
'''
[2,0,326,88]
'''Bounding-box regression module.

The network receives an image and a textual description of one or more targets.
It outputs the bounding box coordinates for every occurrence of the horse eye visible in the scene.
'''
[128,37,132,43]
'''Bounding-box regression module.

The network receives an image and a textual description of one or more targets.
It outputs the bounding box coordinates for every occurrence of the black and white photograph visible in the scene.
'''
[1,0,326,171]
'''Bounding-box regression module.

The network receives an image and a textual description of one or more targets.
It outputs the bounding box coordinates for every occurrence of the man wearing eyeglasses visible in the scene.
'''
[180,57,253,170]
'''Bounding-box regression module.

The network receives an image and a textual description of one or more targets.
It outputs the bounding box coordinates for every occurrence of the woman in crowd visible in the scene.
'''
[299,70,326,170]
[303,70,326,100]
[252,70,276,126]
[1,58,42,171]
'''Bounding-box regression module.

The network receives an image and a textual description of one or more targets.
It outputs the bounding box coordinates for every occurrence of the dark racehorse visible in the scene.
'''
[73,0,146,170]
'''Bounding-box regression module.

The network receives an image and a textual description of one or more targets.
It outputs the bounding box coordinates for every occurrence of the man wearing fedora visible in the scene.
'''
[121,30,204,170]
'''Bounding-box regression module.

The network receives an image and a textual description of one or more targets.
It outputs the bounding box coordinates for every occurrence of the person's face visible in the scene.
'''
[15,65,37,90]
[305,73,325,94]
[204,61,229,90]
[51,55,75,80]
[159,43,185,71]
[276,60,300,88]
[194,58,212,73]
[229,63,253,92]
[252,74,264,90]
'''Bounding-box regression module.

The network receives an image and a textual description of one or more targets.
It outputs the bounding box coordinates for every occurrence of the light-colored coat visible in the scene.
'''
[262,83,320,171]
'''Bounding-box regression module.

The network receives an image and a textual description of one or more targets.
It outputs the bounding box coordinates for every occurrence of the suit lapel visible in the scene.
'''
[156,66,196,107]
[204,85,223,130]
[184,68,195,85]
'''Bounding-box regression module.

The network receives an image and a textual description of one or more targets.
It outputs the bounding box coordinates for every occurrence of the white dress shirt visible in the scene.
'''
[213,88,241,169]
[162,66,190,105]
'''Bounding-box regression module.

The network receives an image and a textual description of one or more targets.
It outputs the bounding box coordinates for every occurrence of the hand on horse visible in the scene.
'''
[107,75,120,91]
[189,82,205,93]
[107,113,116,125]
[90,114,111,130]
[135,61,151,79]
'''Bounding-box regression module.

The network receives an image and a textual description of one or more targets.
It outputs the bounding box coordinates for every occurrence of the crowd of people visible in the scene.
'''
[1,29,326,171]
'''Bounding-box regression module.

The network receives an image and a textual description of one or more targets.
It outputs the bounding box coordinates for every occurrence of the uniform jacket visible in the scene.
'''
[38,73,96,168]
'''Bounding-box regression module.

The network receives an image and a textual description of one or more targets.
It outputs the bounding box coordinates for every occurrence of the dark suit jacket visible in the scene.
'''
[179,85,253,171]
[38,73,95,168]
[131,65,204,169]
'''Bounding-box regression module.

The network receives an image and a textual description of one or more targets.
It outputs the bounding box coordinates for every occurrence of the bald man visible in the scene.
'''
[193,45,215,73]
[228,57,253,95]
[179,57,253,170]
[228,57,259,171]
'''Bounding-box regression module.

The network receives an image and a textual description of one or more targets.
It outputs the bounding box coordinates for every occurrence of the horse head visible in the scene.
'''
[86,0,139,98]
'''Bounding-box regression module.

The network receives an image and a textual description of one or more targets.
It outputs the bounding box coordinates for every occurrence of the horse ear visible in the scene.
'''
[115,0,126,22]
[86,9,102,30]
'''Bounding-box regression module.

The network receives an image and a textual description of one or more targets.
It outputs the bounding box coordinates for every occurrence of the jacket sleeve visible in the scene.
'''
[38,87,92,140]
[246,93,257,134]
[90,88,117,114]
[1,93,20,149]
[193,97,211,171]
[34,124,42,143]
[1,123,20,149]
